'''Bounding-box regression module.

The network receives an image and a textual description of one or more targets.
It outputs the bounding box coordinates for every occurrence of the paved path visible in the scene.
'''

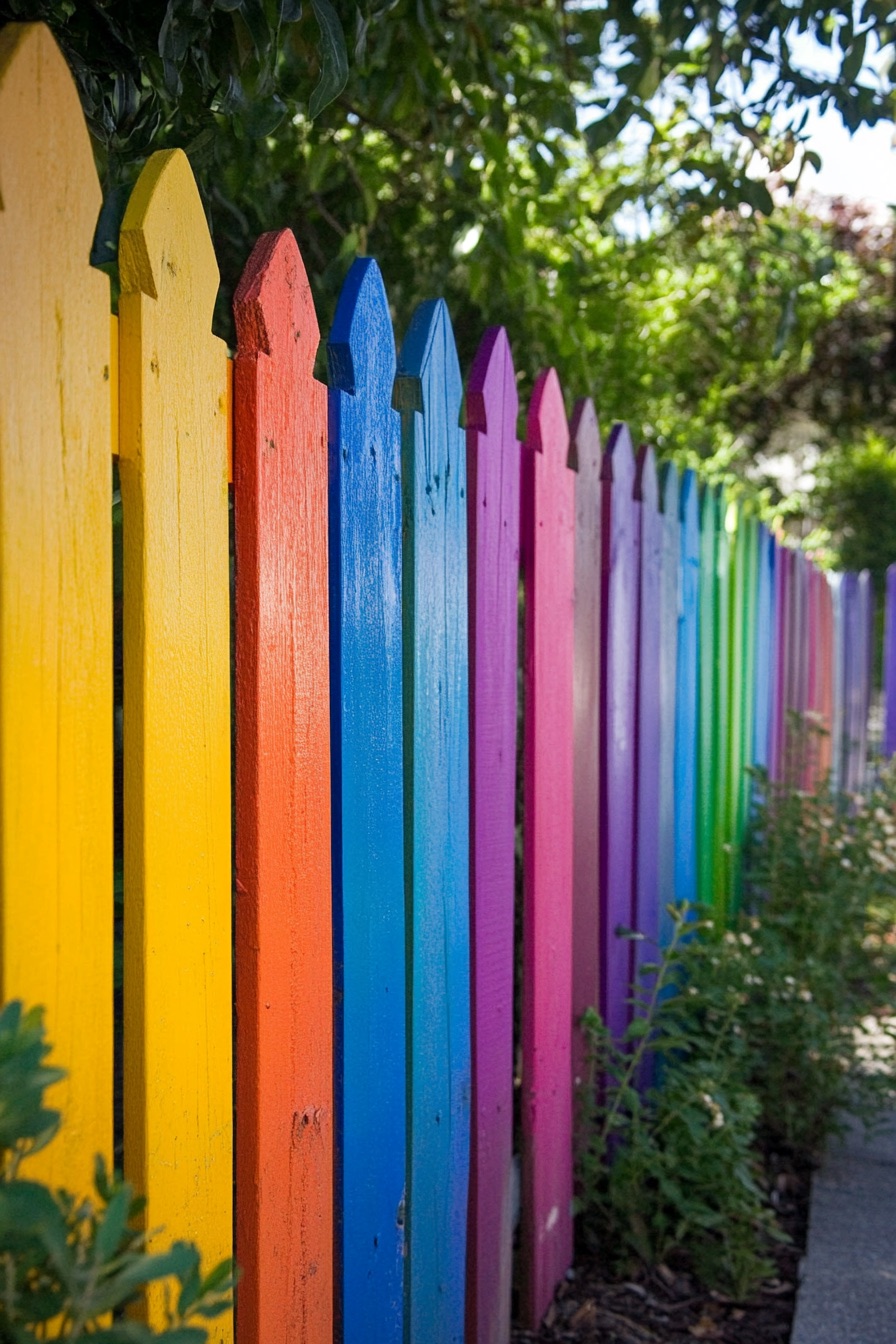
[792,1114,896,1344]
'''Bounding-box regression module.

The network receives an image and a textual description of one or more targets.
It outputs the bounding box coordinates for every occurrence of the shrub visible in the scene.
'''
[0,1000,235,1342]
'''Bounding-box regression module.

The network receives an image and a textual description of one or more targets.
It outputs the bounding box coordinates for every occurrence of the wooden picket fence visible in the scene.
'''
[0,23,882,1344]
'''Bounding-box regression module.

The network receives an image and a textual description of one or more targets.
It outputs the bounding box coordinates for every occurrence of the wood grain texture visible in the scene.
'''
[599,423,637,1038]
[885,566,896,758]
[328,257,405,1344]
[520,368,575,1329]
[465,326,520,1344]
[671,469,699,927]
[696,485,717,909]
[570,399,601,1080]
[118,149,232,1341]
[633,445,661,985]
[395,300,470,1344]
[0,21,112,1195]
[233,229,332,1344]
[657,462,681,949]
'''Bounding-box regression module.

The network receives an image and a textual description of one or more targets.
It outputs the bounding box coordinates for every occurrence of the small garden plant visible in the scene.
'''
[0,1000,235,1341]
[576,743,896,1300]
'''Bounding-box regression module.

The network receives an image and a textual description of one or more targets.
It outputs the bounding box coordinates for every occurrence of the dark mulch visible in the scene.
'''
[511,1147,812,1344]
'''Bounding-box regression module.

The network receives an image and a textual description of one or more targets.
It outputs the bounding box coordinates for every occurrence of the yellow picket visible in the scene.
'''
[0,22,113,1194]
[118,149,232,1339]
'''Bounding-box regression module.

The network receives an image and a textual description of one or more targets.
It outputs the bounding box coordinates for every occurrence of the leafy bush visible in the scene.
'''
[0,1000,235,1342]
[576,748,896,1297]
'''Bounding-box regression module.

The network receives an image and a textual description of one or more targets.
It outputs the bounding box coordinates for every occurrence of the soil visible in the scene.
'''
[511,1147,813,1344]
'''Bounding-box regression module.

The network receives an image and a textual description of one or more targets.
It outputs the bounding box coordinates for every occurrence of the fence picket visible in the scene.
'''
[521,369,575,1327]
[713,490,731,913]
[657,463,681,937]
[885,565,896,757]
[633,445,662,979]
[327,257,405,1344]
[753,527,774,772]
[233,229,333,1344]
[600,423,638,1036]
[395,300,470,1344]
[571,398,602,1078]
[671,470,700,926]
[0,22,113,1196]
[465,326,520,1344]
[118,149,231,1339]
[697,485,717,908]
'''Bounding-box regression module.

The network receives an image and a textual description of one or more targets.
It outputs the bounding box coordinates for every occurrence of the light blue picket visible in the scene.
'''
[696,484,717,910]
[327,257,405,1344]
[657,461,680,946]
[395,299,470,1344]
[670,468,699,931]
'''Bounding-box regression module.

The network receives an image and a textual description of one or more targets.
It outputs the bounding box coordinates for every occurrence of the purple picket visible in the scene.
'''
[465,327,520,1344]
[657,462,680,944]
[830,574,844,793]
[885,565,896,758]
[520,368,575,1329]
[770,545,791,782]
[599,422,637,1041]
[752,526,774,773]
[571,397,602,1084]
[669,468,699,935]
[855,571,873,787]
[633,445,662,992]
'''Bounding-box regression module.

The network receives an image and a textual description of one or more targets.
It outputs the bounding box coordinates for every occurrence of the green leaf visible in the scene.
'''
[308,0,349,118]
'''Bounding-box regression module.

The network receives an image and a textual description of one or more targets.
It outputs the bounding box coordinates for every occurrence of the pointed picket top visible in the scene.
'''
[527,367,568,463]
[634,443,658,509]
[0,23,102,253]
[602,420,636,490]
[329,255,396,399]
[660,460,679,520]
[395,297,462,423]
[120,149,218,321]
[468,324,517,448]
[234,228,320,376]
[570,397,601,475]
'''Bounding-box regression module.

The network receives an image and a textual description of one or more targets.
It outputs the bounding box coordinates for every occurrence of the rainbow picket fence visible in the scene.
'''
[1,22,892,1344]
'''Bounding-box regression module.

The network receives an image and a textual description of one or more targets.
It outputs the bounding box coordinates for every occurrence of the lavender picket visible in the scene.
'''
[395,299,470,1344]
[600,423,637,1036]
[465,327,520,1344]
[327,257,405,1344]
[671,468,699,928]
[829,573,844,792]
[753,526,774,773]
[657,462,681,946]
[771,546,791,782]
[885,565,896,758]
[571,398,602,1082]
[633,445,662,985]
[521,369,575,1329]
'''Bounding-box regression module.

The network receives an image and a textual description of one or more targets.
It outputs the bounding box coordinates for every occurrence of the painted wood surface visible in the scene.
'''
[816,573,834,781]
[599,423,637,1033]
[327,257,405,1344]
[571,398,602,1079]
[118,149,232,1340]
[829,573,844,792]
[853,571,873,788]
[885,565,896,757]
[712,490,731,914]
[521,369,575,1329]
[233,229,332,1344]
[395,300,470,1344]
[633,445,662,984]
[465,327,520,1344]
[771,545,791,783]
[753,527,774,773]
[0,22,112,1196]
[671,469,699,927]
[657,463,680,948]
[738,515,759,882]
[696,485,717,909]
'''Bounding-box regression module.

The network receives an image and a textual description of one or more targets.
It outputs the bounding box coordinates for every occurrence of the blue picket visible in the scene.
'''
[395,299,470,1344]
[328,258,406,1344]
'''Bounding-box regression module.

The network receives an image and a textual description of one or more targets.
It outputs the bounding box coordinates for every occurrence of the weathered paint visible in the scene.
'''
[520,369,575,1328]
[599,424,637,1035]
[118,149,232,1340]
[465,327,520,1344]
[328,258,405,1344]
[570,398,601,1080]
[395,300,470,1344]
[0,21,112,1195]
[233,230,333,1344]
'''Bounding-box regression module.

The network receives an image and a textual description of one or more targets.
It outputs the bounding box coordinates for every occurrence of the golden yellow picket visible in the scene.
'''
[0,22,113,1194]
[118,149,232,1340]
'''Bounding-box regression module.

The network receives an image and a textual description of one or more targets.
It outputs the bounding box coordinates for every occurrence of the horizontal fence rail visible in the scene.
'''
[0,22,884,1344]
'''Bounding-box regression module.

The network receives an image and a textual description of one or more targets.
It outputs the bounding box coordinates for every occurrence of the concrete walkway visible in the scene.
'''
[791,1114,896,1344]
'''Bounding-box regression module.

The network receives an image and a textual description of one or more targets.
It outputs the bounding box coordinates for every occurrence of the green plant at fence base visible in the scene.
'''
[577,749,896,1298]
[0,1001,235,1342]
